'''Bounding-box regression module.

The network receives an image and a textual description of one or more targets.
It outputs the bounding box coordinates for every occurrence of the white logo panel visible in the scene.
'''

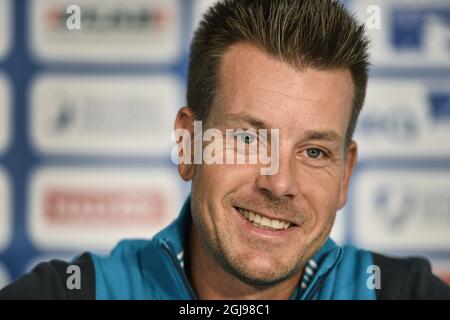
[353,169,450,251]
[0,263,11,290]
[0,168,12,253]
[0,74,12,155]
[0,0,12,60]
[28,167,184,251]
[355,79,450,158]
[330,208,347,246]
[30,75,182,156]
[193,0,219,30]
[350,0,450,68]
[30,0,182,64]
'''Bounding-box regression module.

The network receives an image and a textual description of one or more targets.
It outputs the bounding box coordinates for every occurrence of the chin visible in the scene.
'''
[230,253,298,286]
[236,266,294,287]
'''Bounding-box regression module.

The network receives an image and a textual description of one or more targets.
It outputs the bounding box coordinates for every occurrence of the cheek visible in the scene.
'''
[297,169,341,226]
[197,163,259,189]
[192,164,257,217]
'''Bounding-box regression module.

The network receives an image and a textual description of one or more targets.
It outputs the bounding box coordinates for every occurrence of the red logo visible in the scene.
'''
[43,189,167,227]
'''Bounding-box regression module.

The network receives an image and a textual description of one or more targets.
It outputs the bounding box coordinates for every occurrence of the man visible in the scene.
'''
[1,0,449,300]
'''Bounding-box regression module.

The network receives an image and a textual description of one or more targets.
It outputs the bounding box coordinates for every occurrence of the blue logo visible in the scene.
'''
[391,7,450,52]
[358,105,419,141]
[374,185,417,232]
[51,97,76,134]
[429,92,450,122]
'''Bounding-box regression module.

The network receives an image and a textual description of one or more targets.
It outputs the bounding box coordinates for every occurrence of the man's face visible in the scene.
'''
[183,43,357,286]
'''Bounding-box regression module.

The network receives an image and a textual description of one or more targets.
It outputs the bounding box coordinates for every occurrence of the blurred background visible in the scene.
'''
[0,0,449,288]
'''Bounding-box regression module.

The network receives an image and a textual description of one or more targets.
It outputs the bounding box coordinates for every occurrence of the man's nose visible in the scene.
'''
[255,153,298,200]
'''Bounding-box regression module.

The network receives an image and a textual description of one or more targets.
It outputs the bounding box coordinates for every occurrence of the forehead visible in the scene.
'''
[210,43,354,136]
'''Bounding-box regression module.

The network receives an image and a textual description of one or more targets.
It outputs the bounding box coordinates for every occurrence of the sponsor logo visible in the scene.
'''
[353,169,450,250]
[0,168,11,253]
[351,0,450,67]
[0,0,12,60]
[355,79,450,158]
[30,0,182,64]
[30,75,182,156]
[0,74,11,156]
[44,189,167,225]
[0,262,11,290]
[430,92,450,121]
[28,167,184,251]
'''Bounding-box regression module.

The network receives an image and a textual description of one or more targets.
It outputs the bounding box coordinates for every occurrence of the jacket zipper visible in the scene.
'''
[303,274,327,300]
[303,253,342,300]
[160,240,197,300]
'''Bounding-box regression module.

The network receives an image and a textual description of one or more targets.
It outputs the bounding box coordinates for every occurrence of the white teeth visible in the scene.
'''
[236,208,292,230]
[271,219,279,229]
[260,217,269,227]
[284,222,291,229]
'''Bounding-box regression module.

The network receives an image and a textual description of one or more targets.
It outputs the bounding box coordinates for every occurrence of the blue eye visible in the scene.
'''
[306,148,323,159]
[235,132,257,144]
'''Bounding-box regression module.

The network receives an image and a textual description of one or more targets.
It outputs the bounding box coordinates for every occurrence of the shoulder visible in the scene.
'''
[326,243,450,300]
[0,239,154,300]
[372,252,450,300]
[89,239,155,300]
[0,253,94,300]
[92,239,151,264]
[89,239,151,280]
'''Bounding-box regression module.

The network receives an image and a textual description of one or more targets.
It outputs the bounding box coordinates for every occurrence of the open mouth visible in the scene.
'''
[234,206,296,231]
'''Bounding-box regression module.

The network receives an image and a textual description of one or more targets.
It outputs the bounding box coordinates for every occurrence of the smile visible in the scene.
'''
[235,207,295,230]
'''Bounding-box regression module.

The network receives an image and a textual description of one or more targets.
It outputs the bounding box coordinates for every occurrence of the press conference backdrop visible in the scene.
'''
[0,0,449,289]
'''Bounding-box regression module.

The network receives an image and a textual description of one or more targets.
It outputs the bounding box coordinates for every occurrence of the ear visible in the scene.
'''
[174,107,196,181]
[337,141,357,209]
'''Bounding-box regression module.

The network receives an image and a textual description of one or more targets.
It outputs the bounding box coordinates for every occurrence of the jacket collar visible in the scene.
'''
[152,195,343,298]
[153,195,192,263]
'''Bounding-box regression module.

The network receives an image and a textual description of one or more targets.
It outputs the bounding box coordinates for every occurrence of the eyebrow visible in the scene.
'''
[220,112,271,129]
[303,130,343,144]
[219,112,343,144]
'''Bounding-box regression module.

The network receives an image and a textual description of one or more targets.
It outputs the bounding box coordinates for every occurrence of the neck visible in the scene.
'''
[187,224,302,300]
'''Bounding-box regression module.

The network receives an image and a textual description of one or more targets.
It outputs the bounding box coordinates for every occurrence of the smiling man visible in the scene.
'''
[179,42,357,299]
[1,0,449,300]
